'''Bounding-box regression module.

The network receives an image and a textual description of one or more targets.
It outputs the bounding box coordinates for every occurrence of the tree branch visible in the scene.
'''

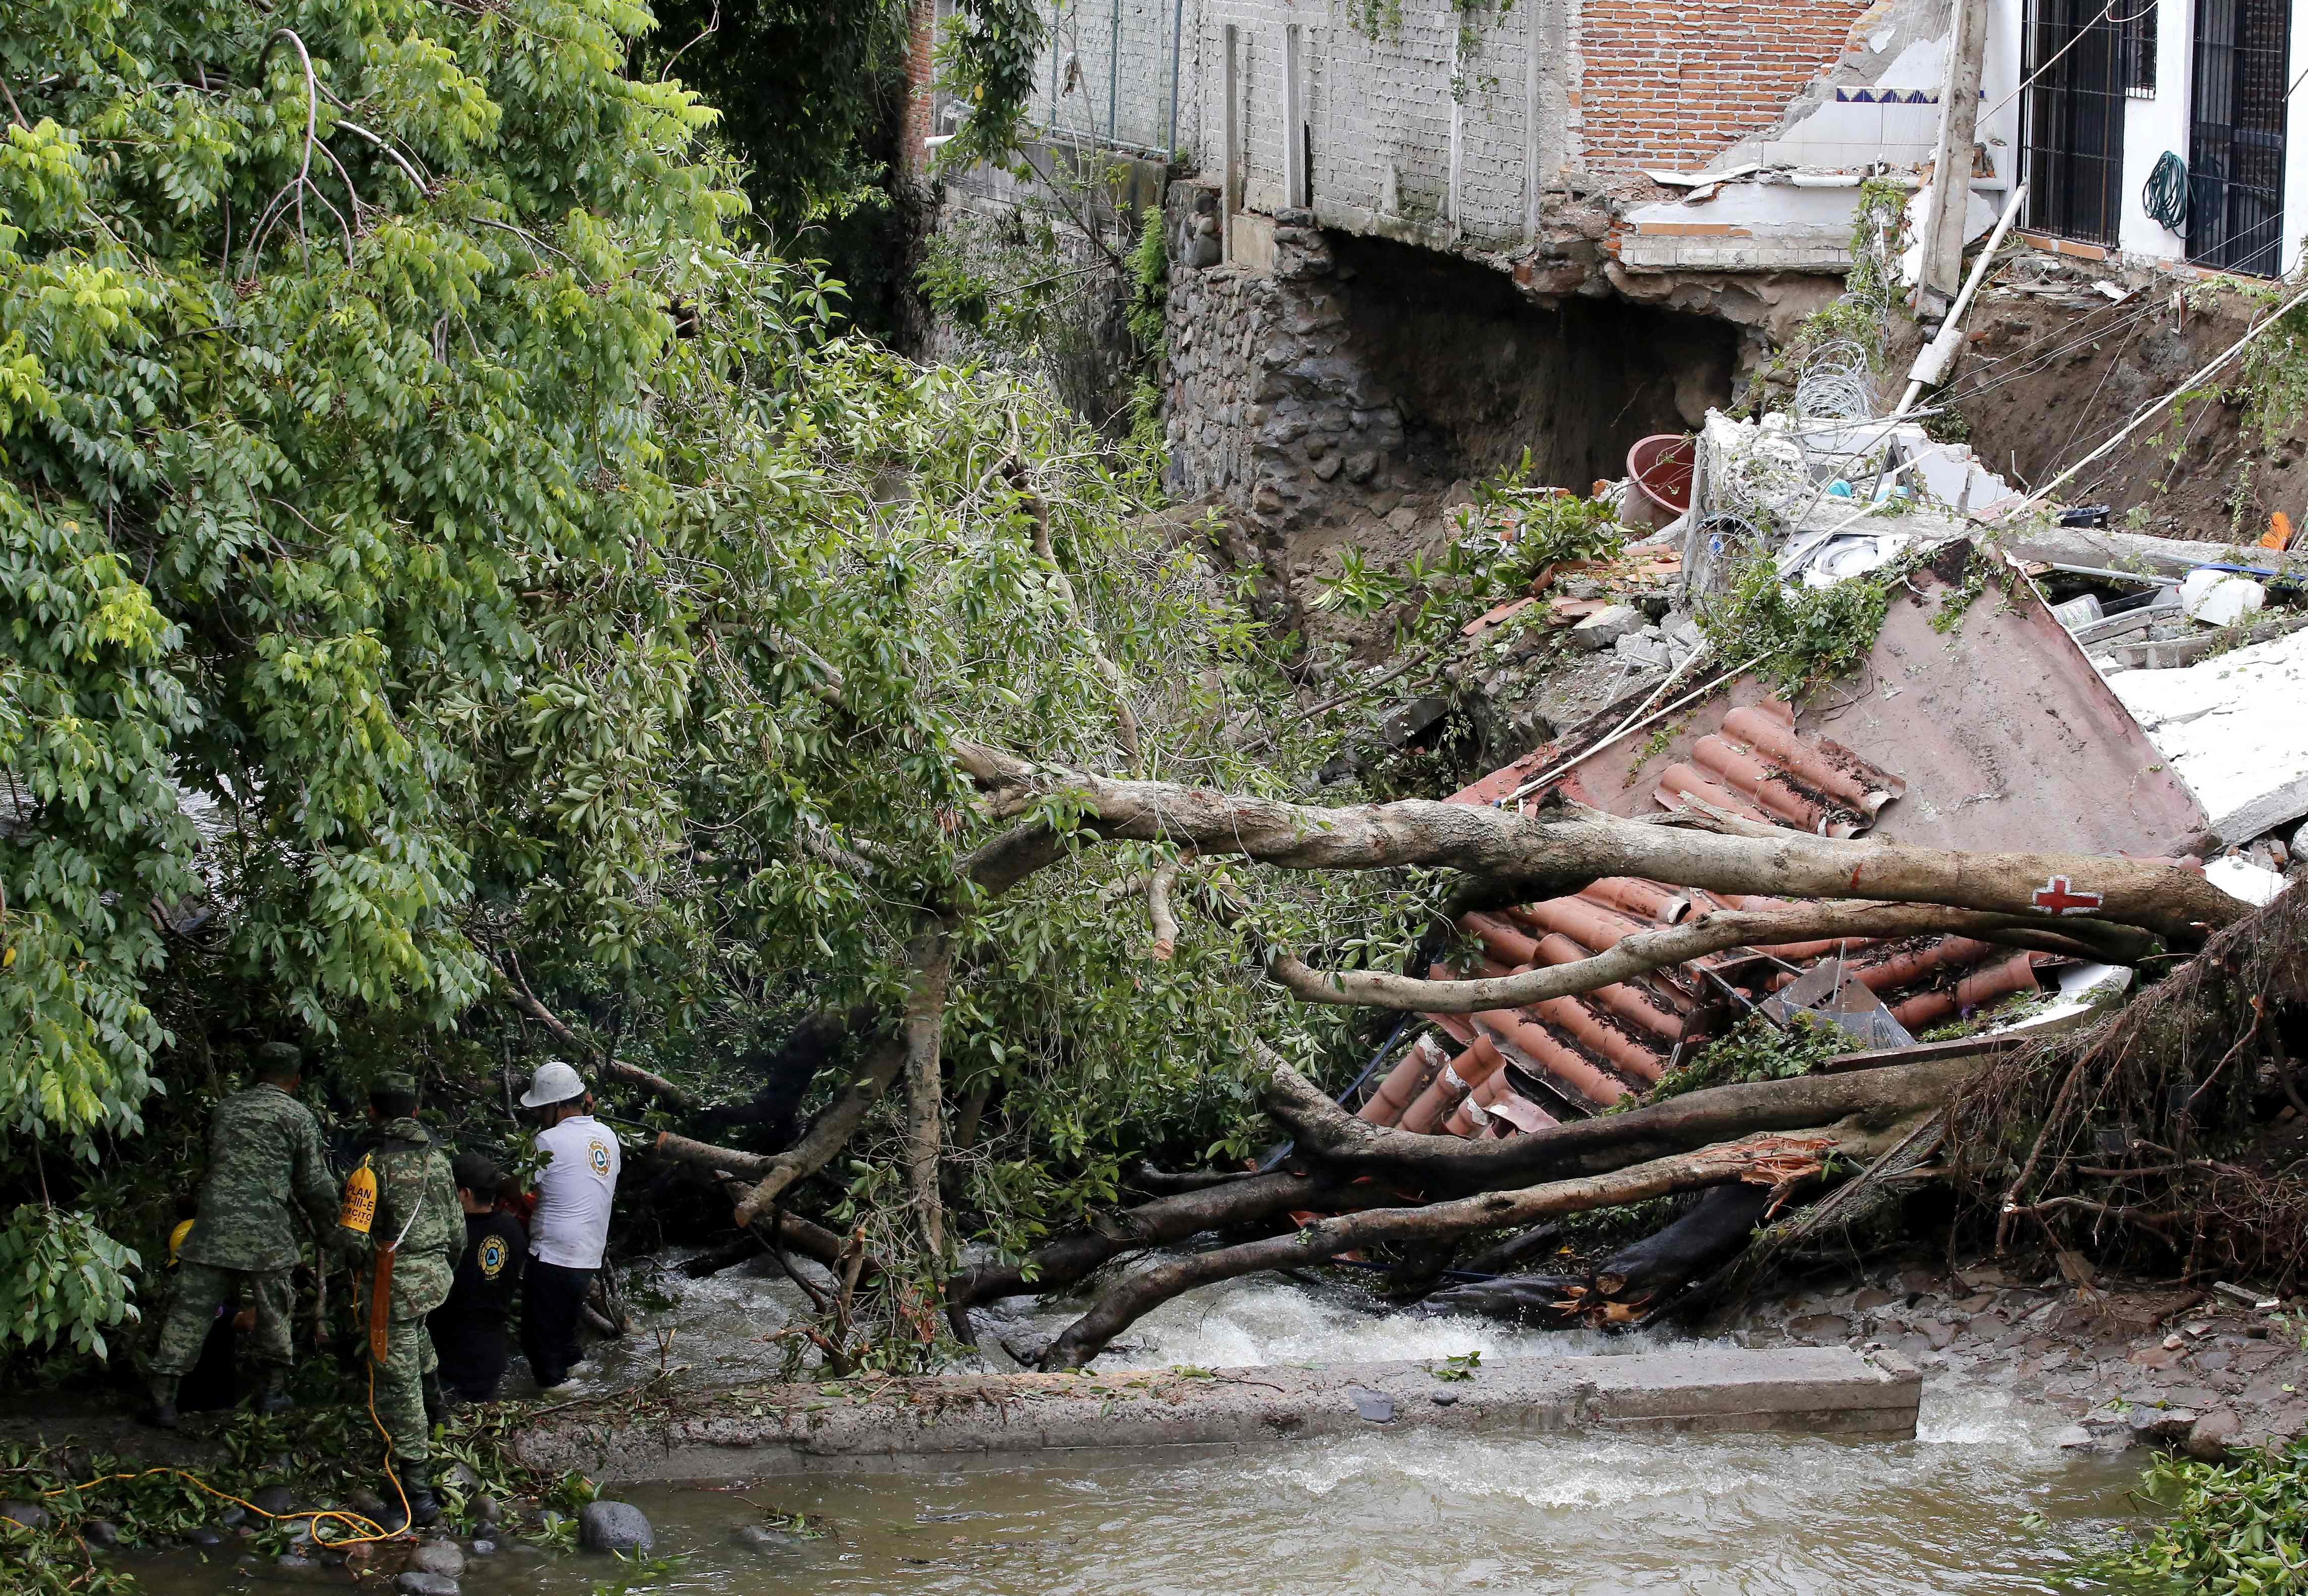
[1263,901,2157,1013]
[484,955,696,1109]
[1258,1051,1977,1194]
[937,759,2244,943]
[1040,1111,1924,1367]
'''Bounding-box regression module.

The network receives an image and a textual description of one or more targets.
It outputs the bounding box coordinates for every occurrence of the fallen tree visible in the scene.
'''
[643,724,2257,1363]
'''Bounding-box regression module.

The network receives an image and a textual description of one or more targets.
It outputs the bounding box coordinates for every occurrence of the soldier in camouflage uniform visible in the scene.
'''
[145,1042,337,1428]
[330,1073,461,1527]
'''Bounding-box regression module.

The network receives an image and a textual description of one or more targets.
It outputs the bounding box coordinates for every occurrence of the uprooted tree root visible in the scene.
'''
[1950,883,2308,1286]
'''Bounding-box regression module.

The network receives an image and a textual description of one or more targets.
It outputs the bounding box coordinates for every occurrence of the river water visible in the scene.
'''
[131,1260,2164,1594]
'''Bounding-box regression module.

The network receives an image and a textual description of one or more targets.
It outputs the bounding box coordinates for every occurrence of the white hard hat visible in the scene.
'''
[519,1059,588,1109]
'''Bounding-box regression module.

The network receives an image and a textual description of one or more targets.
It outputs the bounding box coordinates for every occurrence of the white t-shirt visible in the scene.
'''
[530,1114,621,1270]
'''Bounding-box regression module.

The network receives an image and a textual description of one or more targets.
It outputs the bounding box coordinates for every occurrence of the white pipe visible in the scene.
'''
[1897,180,2029,416]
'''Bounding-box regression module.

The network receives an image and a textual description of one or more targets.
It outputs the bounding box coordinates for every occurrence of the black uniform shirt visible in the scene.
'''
[438,1209,526,1327]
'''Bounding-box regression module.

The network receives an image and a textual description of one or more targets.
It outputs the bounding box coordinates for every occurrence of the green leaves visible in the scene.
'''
[0,1204,141,1360]
[2100,1441,2308,1593]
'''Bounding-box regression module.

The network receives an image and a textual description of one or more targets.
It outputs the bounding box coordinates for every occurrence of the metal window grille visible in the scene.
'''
[2022,0,2129,246]
[2189,0,2290,277]
[2122,0,2158,96]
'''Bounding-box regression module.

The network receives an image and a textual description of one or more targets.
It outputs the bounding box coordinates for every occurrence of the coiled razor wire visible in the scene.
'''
[1709,424,1814,534]
[1793,338,1877,424]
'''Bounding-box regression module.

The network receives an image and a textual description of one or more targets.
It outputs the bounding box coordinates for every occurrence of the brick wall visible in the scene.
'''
[1576,0,1872,175]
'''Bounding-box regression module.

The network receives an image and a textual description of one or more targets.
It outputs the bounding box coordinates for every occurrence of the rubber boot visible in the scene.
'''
[141,1374,180,1430]
[421,1368,448,1427]
[254,1368,294,1416]
[397,1462,440,1530]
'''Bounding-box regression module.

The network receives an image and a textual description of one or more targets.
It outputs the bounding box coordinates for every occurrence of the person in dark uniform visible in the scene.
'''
[427,1152,526,1405]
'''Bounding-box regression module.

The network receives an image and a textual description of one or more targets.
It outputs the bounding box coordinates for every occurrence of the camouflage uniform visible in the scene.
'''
[337,1115,460,1467]
[152,1083,337,1379]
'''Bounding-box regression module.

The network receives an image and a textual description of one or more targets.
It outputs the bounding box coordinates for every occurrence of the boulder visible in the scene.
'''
[396,1572,460,1596]
[0,1501,52,1533]
[2188,1409,2243,1460]
[578,1501,655,1556]
[2129,1405,2199,1445]
[81,1520,120,1549]
[408,1541,466,1578]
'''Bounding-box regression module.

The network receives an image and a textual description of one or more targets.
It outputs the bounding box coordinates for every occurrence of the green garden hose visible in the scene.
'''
[2144,150,2190,233]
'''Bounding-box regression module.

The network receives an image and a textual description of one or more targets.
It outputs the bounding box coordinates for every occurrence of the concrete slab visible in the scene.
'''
[2111,625,2308,843]
[514,1346,1922,1480]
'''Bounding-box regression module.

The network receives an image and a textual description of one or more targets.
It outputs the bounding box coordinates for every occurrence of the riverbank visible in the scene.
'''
[1730,1255,2305,1460]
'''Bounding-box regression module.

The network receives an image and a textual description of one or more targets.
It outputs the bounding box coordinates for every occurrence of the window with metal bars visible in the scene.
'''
[2122,0,2157,96]
[2022,0,2128,246]
[2189,0,2289,276]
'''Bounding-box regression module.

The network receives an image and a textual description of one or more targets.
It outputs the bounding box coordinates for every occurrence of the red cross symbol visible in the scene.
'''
[2031,876,2104,916]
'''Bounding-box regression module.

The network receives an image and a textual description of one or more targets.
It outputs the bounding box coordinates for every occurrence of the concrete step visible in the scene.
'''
[516,1345,1923,1479]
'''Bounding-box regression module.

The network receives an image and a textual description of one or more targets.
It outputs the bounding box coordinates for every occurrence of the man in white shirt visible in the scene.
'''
[516,1060,621,1389]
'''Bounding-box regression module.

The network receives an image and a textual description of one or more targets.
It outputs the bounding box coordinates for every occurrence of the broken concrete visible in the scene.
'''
[513,1346,1922,1479]
[2109,625,2308,843]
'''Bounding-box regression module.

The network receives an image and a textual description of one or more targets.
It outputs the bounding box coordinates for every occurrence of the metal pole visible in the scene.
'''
[1108,0,1121,145]
[1167,0,1185,157]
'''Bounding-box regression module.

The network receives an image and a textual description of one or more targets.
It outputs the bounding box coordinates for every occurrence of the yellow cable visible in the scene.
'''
[45,1321,420,1550]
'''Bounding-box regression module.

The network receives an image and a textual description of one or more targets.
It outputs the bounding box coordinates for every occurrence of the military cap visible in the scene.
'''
[252,1041,302,1076]
[370,1071,420,1099]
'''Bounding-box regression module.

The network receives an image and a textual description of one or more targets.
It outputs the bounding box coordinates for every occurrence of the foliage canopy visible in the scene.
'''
[0,0,1393,1359]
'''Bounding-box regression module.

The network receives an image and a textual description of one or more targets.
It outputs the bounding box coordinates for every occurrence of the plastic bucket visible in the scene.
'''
[1627,433,1697,521]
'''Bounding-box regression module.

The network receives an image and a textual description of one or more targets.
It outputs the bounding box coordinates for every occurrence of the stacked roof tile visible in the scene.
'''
[1353,699,2053,1136]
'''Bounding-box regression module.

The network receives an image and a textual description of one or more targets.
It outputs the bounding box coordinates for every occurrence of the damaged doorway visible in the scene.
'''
[2189,0,2290,276]
[1330,233,1737,492]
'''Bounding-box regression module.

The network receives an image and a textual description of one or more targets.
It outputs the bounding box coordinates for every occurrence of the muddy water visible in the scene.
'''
[133,1262,2162,1594]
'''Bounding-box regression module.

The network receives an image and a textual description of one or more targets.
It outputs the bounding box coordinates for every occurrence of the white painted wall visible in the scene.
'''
[1985,0,2305,277]
[2117,0,2194,262]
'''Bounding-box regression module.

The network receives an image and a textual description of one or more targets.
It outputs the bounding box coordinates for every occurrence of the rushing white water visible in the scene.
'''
[475,1258,2149,1595]
[129,1257,2156,1596]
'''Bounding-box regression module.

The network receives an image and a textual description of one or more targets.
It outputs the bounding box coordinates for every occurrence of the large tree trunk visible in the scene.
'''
[943,1168,1385,1343]
[1261,1052,1975,1194]
[1038,1112,1923,1368]
[950,743,2245,943]
[1418,1183,1776,1328]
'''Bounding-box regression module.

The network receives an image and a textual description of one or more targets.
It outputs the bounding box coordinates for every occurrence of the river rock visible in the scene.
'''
[1788,1313,1850,1342]
[469,1540,496,1557]
[396,1572,460,1596]
[731,1526,801,1553]
[0,1501,52,1532]
[2129,1406,2198,1444]
[2189,1409,2243,1460]
[471,1495,500,1526]
[251,1485,296,1516]
[184,1526,226,1548]
[276,1555,320,1574]
[1346,1389,1395,1423]
[347,1489,390,1523]
[408,1541,466,1578]
[1853,1288,1901,1311]
[82,1520,120,1549]
[579,1501,654,1556]
[439,1462,479,1495]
